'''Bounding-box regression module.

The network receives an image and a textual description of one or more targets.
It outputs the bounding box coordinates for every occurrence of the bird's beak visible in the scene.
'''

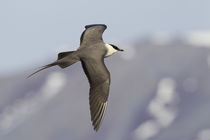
[119,49,124,51]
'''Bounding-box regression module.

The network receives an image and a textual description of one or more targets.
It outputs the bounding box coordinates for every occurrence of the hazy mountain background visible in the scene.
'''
[1,0,210,140]
[1,35,210,140]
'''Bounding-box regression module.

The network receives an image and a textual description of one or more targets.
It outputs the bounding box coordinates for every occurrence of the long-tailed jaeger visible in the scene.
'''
[28,24,124,131]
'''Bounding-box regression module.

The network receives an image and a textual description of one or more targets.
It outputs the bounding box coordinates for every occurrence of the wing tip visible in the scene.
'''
[91,102,107,132]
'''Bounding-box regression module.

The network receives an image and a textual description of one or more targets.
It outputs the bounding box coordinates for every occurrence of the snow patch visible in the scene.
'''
[133,78,178,140]
[133,120,160,140]
[184,31,210,47]
[0,72,66,134]
[196,129,210,140]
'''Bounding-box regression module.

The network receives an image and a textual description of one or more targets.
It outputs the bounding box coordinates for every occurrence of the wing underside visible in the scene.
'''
[81,57,110,131]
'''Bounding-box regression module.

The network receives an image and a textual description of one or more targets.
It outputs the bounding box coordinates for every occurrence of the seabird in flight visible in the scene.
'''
[28,24,124,131]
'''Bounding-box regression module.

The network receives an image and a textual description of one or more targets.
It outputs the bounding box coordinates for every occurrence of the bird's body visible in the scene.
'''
[28,24,123,131]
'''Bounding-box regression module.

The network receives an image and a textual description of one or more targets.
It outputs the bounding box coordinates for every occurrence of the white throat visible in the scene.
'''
[105,44,117,57]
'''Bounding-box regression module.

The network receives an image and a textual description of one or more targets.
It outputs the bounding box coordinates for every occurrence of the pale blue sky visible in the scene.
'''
[0,0,210,75]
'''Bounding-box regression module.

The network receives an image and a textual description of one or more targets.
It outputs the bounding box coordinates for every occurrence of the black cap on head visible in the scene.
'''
[110,44,124,51]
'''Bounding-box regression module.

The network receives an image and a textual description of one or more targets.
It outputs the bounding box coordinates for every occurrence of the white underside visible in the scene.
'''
[105,44,117,57]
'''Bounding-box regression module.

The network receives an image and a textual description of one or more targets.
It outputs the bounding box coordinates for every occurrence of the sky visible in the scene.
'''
[0,0,210,75]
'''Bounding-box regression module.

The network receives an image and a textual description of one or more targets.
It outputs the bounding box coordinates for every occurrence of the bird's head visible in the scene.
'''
[105,44,124,57]
[109,44,124,52]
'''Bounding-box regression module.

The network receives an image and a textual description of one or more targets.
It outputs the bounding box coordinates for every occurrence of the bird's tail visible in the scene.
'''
[27,62,57,78]
[27,51,79,78]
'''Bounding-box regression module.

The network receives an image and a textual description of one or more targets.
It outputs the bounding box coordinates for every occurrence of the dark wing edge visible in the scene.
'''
[80,30,86,45]
[85,24,107,29]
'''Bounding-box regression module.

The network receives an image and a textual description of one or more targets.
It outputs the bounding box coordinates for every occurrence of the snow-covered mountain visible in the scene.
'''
[1,36,210,140]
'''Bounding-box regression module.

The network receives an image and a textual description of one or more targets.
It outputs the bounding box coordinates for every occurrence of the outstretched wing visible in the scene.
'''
[81,56,110,131]
[80,24,107,47]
